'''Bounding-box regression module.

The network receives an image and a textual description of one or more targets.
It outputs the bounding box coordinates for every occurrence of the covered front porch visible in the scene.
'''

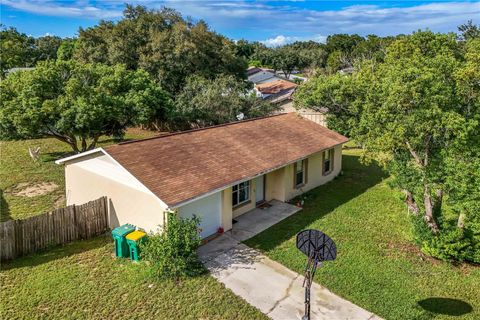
[199,199,301,261]
[230,200,301,241]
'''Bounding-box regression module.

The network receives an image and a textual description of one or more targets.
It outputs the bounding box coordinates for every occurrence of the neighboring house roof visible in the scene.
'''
[266,88,296,104]
[256,79,298,95]
[248,70,277,84]
[101,113,347,207]
[247,67,262,76]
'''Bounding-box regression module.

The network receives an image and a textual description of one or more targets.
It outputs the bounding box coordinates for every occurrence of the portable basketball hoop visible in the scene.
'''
[296,229,337,320]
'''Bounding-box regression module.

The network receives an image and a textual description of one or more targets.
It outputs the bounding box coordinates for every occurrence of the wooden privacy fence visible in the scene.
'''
[300,113,327,127]
[0,197,108,261]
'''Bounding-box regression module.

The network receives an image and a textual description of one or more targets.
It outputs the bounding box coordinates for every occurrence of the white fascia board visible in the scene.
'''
[55,148,104,164]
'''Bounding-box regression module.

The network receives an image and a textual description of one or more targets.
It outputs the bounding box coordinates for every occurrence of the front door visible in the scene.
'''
[255,175,265,204]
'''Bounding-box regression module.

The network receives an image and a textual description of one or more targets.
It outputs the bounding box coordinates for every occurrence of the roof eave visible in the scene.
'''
[55,148,105,165]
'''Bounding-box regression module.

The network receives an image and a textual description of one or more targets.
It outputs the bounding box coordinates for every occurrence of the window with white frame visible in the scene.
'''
[323,149,334,175]
[294,159,306,187]
[232,181,250,207]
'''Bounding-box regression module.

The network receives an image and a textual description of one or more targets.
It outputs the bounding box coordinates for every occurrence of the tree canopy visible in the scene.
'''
[458,20,480,41]
[0,61,172,152]
[56,38,77,61]
[295,31,480,263]
[34,35,62,61]
[74,5,247,94]
[0,26,35,76]
[173,74,279,128]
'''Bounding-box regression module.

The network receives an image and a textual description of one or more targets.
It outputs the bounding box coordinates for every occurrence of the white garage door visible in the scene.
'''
[177,192,221,239]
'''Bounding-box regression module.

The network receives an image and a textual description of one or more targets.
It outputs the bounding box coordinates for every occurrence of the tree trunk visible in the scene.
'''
[49,135,79,153]
[403,189,419,215]
[434,189,443,211]
[87,135,100,150]
[69,141,80,153]
[423,185,439,234]
[81,137,87,152]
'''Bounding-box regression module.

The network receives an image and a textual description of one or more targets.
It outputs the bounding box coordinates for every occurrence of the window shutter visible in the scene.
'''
[330,148,335,172]
[293,162,297,188]
[304,159,309,184]
[321,151,325,175]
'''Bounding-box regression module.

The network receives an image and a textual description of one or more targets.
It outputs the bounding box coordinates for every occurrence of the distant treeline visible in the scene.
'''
[237,19,480,78]
[2,5,478,84]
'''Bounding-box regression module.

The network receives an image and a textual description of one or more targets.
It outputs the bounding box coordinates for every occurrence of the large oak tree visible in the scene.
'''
[0,60,172,153]
[295,31,480,262]
[74,5,247,94]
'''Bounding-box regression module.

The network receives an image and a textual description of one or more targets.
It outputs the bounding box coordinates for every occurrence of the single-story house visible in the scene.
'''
[255,79,299,113]
[248,68,284,84]
[255,79,298,99]
[56,113,348,239]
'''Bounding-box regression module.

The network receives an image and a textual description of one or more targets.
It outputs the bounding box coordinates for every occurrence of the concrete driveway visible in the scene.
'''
[198,201,382,320]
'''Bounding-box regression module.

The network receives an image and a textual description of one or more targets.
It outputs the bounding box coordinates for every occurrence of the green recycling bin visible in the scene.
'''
[126,230,147,261]
[112,224,136,258]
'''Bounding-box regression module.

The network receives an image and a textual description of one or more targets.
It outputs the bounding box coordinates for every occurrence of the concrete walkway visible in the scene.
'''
[198,201,382,320]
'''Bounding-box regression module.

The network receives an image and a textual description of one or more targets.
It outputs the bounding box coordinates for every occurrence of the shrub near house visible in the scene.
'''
[140,212,205,280]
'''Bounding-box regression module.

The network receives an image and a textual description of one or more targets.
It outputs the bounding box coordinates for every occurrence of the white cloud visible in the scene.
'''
[2,1,479,38]
[262,35,291,47]
[159,1,480,39]
[2,0,122,19]
[261,34,327,47]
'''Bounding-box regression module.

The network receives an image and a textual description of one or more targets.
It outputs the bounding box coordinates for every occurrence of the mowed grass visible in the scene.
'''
[0,129,158,221]
[246,149,480,320]
[0,235,266,320]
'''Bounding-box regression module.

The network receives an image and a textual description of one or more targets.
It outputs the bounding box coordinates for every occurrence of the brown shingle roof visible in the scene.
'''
[105,113,348,207]
[256,79,297,94]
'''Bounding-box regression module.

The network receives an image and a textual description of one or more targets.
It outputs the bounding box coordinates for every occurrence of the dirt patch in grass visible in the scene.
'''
[8,182,58,197]
[385,240,442,265]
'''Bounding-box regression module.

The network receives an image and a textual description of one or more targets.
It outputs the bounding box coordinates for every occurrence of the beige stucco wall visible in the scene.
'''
[65,157,167,233]
[62,144,343,237]
[284,145,342,201]
[300,113,327,127]
[221,187,233,231]
[265,167,286,202]
[279,105,328,127]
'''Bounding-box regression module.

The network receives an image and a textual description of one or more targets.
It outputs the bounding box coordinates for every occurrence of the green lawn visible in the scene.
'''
[0,129,158,221]
[0,131,266,319]
[246,149,480,320]
[0,235,266,320]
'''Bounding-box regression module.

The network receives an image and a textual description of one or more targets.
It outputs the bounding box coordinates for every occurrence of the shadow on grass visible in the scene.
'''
[245,153,387,251]
[0,234,110,270]
[41,151,75,162]
[418,297,473,317]
[98,137,139,145]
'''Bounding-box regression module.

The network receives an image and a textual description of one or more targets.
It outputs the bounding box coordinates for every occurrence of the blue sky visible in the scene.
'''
[1,1,479,46]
